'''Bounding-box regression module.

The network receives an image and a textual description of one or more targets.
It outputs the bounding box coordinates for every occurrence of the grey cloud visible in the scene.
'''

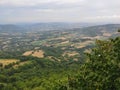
[0,0,120,23]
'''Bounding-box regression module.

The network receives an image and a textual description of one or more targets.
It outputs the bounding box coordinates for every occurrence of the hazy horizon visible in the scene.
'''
[1,22,120,25]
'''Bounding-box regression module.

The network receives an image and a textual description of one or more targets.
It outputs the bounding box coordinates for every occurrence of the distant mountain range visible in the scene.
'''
[0,23,120,33]
[76,24,120,36]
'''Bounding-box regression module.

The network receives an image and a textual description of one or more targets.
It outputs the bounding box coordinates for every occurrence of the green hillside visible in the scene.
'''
[0,24,120,90]
[0,36,119,90]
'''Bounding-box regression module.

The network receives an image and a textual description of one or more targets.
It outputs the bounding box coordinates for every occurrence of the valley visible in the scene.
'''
[0,24,119,62]
[0,24,120,90]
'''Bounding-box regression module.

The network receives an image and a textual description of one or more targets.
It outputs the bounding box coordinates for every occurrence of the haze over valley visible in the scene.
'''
[0,0,120,90]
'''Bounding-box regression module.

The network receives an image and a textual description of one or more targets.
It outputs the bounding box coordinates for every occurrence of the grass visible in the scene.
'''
[23,50,44,58]
[0,59,19,67]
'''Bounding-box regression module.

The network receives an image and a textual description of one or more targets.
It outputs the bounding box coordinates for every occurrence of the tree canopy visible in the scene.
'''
[64,37,120,90]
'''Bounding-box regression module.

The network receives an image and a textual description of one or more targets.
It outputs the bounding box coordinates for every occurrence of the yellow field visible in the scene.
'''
[23,51,33,56]
[103,32,112,37]
[32,50,44,58]
[63,51,79,57]
[0,59,19,67]
[75,41,94,49]
[23,50,44,58]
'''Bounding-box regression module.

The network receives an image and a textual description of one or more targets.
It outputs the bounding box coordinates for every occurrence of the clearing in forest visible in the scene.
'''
[0,59,19,67]
[23,50,44,58]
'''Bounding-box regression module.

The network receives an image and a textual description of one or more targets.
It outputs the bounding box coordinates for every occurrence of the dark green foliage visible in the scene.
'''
[62,37,120,90]
[41,46,63,57]
[118,29,120,32]
[0,63,3,67]
[0,57,81,90]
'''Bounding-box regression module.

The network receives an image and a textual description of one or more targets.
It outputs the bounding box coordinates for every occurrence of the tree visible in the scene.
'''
[0,63,3,68]
[118,29,120,32]
[75,37,120,90]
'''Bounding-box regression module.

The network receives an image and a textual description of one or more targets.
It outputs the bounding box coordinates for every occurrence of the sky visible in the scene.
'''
[0,0,120,24]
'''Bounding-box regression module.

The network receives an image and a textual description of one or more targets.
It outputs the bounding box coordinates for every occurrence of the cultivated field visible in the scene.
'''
[23,50,44,58]
[0,59,19,67]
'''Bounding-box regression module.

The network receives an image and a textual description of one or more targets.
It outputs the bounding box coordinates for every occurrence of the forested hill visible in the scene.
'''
[0,24,24,32]
[0,35,119,89]
[74,24,120,37]
[83,24,120,33]
[0,23,120,33]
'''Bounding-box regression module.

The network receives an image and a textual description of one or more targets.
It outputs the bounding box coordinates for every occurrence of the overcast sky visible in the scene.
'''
[0,0,120,24]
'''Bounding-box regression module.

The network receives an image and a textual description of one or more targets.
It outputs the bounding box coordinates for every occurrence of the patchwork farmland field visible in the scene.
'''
[0,24,120,90]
